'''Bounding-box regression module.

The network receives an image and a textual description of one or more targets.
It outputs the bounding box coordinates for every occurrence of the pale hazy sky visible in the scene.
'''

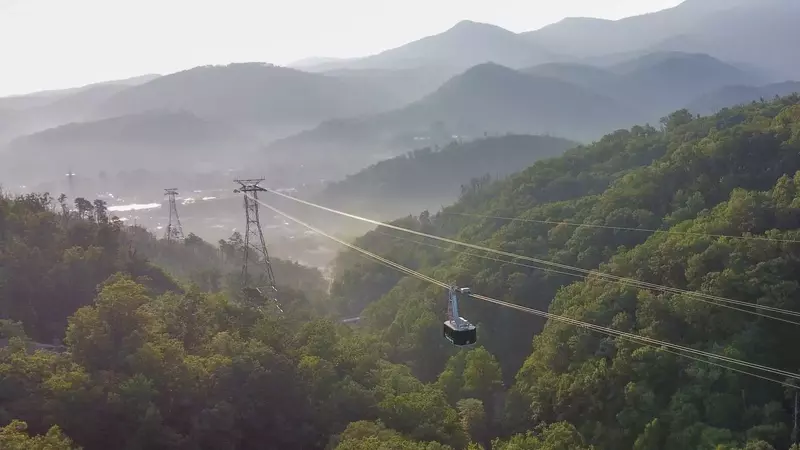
[0,0,683,97]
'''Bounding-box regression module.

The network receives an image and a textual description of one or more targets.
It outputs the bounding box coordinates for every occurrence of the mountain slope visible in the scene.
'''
[1,110,254,184]
[0,191,478,450]
[0,75,162,144]
[401,63,633,137]
[304,21,555,73]
[523,1,723,58]
[646,1,800,79]
[525,52,764,121]
[320,66,456,109]
[521,62,619,91]
[686,81,800,115]
[327,95,800,449]
[94,63,403,140]
[613,51,762,114]
[311,135,576,224]
[0,74,160,110]
[264,63,635,178]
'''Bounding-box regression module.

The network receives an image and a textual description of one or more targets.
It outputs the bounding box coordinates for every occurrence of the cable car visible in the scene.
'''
[443,286,477,346]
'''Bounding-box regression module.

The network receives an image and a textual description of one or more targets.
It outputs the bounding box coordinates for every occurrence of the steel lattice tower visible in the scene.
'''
[164,188,185,242]
[233,179,278,297]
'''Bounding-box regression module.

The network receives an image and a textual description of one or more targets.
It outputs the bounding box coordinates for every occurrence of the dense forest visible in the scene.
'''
[0,191,564,449]
[5,95,800,449]
[0,193,327,343]
[327,95,800,449]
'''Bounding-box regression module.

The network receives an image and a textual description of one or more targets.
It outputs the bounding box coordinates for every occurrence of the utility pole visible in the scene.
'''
[164,188,185,242]
[233,179,279,308]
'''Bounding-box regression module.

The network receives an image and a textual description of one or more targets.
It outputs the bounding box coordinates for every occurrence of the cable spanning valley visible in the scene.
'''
[252,194,800,390]
[264,189,800,325]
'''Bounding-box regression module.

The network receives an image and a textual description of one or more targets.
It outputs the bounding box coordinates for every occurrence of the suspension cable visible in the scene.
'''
[366,230,800,325]
[253,195,800,386]
[264,189,800,323]
[443,211,800,244]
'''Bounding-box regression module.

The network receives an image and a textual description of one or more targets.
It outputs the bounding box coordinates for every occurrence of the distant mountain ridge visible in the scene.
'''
[266,50,768,176]
[0,75,163,144]
[301,20,556,74]
[0,74,161,108]
[263,62,637,180]
[300,0,798,80]
[94,62,406,141]
[524,0,799,79]
[1,110,254,185]
[521,51,764,121]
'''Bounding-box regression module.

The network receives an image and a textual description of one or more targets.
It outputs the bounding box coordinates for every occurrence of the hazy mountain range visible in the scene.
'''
[1,0,798,192]
[297,0,799,79]
[266,51,761,172]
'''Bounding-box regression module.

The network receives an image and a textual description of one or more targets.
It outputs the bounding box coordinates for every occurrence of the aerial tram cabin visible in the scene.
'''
[443,286,477,346]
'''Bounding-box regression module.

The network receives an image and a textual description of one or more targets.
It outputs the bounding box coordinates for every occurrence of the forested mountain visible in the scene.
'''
[324,95,800,449]
[0,192,327,342]
[5,97,800,450]
[265,63,636,177]
[0,189,561,450]
[1,110,255,185]
[6,3,800,446]
[311,135,576,225]
[125,226,329,303]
